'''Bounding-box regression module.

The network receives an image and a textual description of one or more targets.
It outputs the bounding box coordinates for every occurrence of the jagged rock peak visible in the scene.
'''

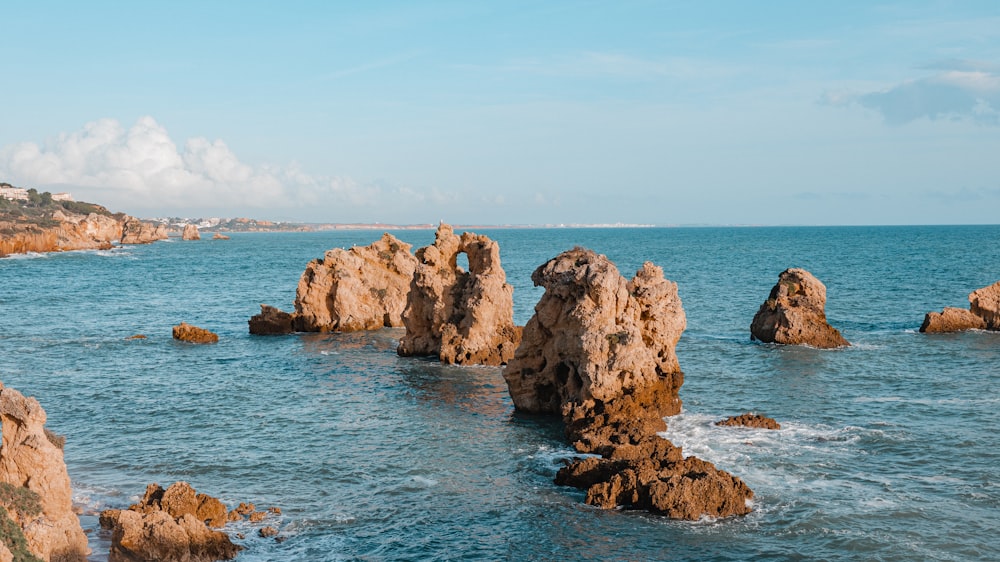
[750,268,850,348]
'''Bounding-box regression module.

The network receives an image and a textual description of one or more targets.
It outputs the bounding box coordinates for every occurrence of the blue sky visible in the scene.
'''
[1,1,998,225]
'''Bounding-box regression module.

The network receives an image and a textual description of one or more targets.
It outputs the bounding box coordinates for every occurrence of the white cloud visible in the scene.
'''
[835,60,1000,125]
[0,116,450,220]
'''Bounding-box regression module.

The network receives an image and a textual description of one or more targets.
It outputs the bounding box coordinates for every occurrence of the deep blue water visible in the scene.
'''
[1,226,999,561]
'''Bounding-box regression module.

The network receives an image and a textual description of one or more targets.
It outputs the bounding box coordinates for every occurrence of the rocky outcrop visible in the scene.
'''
[1,211,125,256]
[172,322,219,344]
[293,233,418,332]
[0,383,89,562]
[920,307,987,333]
[503,248,752,520]
[120,217,169,244]
[99,482,242,562]
[920,281,1000,333]
[398,224,521,365]
[211,233,230,240]
[715,413,781,430]
[248,305,295,335]
[181,225,201,241]
[503,248,685,413]
[750,268,850,348]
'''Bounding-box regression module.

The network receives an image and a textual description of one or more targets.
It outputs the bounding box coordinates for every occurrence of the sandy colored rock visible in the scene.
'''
[398,223,521,365]
[293,233,418,332]
[258,526,278,538]
[969,281,1000,330]
[750,268,849,348]
[919,307,987,333]
[172,322,219,344]
[182,224,201,240]
[248,304,295,335]
[100,508,241,562]
[121,217,169,244]
[0,383,89,561]
[503,247,685,414]
[716,413,781,430]
[211,233,230,240]
[1,210,125,255]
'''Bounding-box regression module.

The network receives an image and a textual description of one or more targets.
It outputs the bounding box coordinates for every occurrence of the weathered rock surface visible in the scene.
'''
[211,233,230,240]
[503,247,685,413]
[1,211,124,256]
[120,217,169,244]
[293,233,418,332]
[99,483,242,562]
[503,247,752,520]
[716,413,781,430]
[969,281,1000,330]
[248,305,295,335]
[920,280,1000,333]
[750,268,850,348]
[0,383,89,561]
[182,224,201,240]
[398,223,521,365]
[172,322,219,344]
[920,306,987,333]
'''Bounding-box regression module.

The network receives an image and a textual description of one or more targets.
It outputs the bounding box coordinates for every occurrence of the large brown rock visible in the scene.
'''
[716,413,781,430]
[121,217,169,244]
[293,233,418,332]
[172,322,219,344]
[750,268,850,348]
[248,305,295,335]
[0,383,89,561]
[181,224,201,241]
[397,223,521,365]
[969,281,1000,330]
[99,508,241,562]
[503,247,685,414]
[920,307,987,333]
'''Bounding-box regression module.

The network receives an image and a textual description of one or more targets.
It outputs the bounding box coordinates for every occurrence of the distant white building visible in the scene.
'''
[0,186,29,201]
[52,192,74,202]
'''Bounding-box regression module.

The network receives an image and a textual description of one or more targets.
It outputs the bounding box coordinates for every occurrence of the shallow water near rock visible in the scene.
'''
[1,226,999,561]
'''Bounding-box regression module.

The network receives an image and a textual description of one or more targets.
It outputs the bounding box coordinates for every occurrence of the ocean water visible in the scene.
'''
[1,226,999,561]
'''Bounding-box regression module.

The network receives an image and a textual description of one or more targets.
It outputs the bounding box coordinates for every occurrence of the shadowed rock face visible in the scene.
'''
[181,224,201,241]
[920,280,1000,333]
[397,223,521,366]
[750,268,850,348]
[121,217,168,244]
[248,305,295,335]
[293,233,417,332]
[0,383,89,562]
[502,247,752,520]
[503,247,685,414]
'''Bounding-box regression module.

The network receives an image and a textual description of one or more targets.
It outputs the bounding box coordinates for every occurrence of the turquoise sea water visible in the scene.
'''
[1,226,998,561]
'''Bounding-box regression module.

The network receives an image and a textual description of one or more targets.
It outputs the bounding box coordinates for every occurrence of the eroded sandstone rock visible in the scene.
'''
[969,281,1000,330]
[99,482,242,562]
[397,223,521,365]
[211,233,230,240]
[182,224,201,240]
[0,383,89,562]
[121,217,169,244]
[248,305,295,335]
[293,233,417,332]
[750,268,850,348]
[715,413,781,430]
[172,322,219,344]
[503,248,752,520]
[919,307,987,333]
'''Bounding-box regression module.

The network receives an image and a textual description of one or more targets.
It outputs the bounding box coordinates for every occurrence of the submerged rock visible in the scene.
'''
[99,482,242,562]
[182,224,201,241]
[0,383,89,561]
[503,247,752,520]
[293,233,417,332]
[172,322,219,344]
[398,223,521,366]
[715,413,781,430]
[920,280,1000,333]
[750,268,850,348]
[248,304,295,335]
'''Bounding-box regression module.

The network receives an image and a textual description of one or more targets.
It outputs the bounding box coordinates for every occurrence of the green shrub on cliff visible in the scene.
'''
[0,483,44,562]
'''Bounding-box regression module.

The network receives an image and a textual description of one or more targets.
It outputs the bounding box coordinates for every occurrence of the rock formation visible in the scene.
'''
[503,248,753,520]
[0,383,89,561]
[920,280,1000,333]
[1,211,124,256]
[750,268,850,348]
[248,305,295,335]
[181,225,201,241]
[293,233,418,332]
[172,322,219,344]
[211,233,230,240]
[715,413,781,430]
[397,223,521,366]
[99,482,242,562]
[120,217,169,244]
